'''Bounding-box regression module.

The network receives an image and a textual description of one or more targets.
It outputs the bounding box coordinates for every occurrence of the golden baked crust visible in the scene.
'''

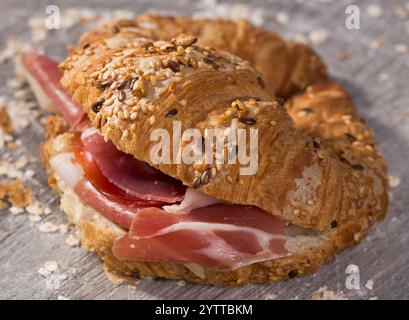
[41,122,377,285]
[58,19,388,231]
[75,14,328,98]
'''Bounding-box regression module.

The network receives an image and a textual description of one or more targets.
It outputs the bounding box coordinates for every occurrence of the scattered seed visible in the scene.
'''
[288,270,298,278]
[149,115,156,125]
[165,60,180,73]
[301,107,314,113]
[313,139,321,149]
[175,34,198,47]
[96,80,113,90]
[257,77,265,89]
[141,41,153,49]
[352,163,365,171]
[91,98,105,113]
[238,116,257,125]
[117,79,129,90]
[166,108,178,118]
[200,168,211,185]
[345,133,357,142]
[192,177,201,189]
[118,90,126,102]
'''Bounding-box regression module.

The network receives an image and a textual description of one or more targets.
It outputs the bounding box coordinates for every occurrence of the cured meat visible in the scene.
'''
[50,152,160,229]
[21,52,85,128]
[80,129,186,203]
[113,205,288,270]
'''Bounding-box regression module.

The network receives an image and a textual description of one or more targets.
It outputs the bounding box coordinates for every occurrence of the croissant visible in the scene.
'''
[25,16,388,285]
[75,14,328,98]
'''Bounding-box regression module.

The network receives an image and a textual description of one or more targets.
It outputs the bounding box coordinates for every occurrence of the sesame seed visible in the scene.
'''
[130,112,138,120]
[149,115,156,125]
[211,167,217,178]
[122,129,129,138]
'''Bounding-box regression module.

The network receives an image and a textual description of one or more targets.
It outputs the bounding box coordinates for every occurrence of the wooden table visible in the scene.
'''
[0,0,408,300]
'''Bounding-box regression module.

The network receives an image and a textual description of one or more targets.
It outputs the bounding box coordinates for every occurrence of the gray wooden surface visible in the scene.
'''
[0,0,408,300]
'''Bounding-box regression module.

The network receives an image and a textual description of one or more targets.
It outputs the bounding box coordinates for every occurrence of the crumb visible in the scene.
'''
[24,169,35,180]
[365,280,374,290]
[388,175,400,188]
[0,179,33,208]
[311,286,347,300]
[65,233,80,247]
[103,265,126,286]
[25,201,43,216]
[9,206,24,215]
[335,51,348,61]
[275,12,289,24]
[394,43,408,54]
[44,261,59,272]
[308,29,328,45]
[378,73,389,82]
[0,107,13,134]
[264,293,277,300]
[38,267,51,278]
[58,224,69,234]
[127,284,138,290]
[293,33,309,44]
[368,296,378,300]
[366,4,383,18]
[0,38,30,64]
[177,280,186,287]
[394,5,408,18]
[29,215,42,223]
[57,295,70,300]
[370,38,387,49]
[0,230,12,240]
[38,221,59,233]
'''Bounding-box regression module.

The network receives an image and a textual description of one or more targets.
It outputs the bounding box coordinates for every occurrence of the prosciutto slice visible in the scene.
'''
[80,129,186,203]
[21,52,85,128]
[113,205,288,270]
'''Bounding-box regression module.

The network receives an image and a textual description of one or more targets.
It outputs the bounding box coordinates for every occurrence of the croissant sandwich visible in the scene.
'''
[20,15,388,285]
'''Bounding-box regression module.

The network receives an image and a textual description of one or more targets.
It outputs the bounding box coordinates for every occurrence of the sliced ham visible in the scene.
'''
[50,151,161,229]
[112,205,288,270]
[80,129,186,203]
[21,52,85,128]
